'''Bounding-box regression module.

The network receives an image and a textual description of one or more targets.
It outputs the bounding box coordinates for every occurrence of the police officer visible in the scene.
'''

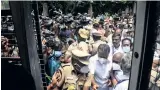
[56,49,91,90]
[89,30,106,56]
[65,28,89,56]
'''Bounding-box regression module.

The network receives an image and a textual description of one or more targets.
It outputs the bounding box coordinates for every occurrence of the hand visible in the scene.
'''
[92,84,99,90]
[64,55,71,63]
[47,83,58,90]
[55,70,61,82]
[47,84,55,90]
[47,73,59,90]
[51,72,58,85]
[106,79,112,86]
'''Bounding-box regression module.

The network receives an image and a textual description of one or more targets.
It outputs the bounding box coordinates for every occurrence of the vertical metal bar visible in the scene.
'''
[32,2,48,89]
[129,1,158,90]
[133,2,137,14]
[32,1,43,53]
[138,2,160,90]
[128,1,147,90]
[9,1,44,90]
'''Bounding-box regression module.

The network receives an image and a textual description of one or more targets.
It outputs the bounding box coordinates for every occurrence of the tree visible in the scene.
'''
[1,1,10,10]
[38,1,134,17]
[42,2,49,16]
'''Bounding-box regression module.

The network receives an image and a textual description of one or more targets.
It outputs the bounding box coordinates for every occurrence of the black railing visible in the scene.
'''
[32,2,47,90]
[2,3,47,90]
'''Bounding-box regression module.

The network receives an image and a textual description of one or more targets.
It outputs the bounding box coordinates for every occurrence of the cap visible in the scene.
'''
[78,28,89,39]
[71,49,90,65]
[72,49,90,57]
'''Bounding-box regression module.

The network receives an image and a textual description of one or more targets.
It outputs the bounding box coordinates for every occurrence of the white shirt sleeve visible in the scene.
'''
[88,56,96,74]
[108,43,113,61]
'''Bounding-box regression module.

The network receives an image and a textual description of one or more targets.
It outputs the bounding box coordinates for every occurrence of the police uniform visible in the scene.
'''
[65,42,78,56]
[90,31,106,55]
[57,49,91,90]
[65,28,89,56]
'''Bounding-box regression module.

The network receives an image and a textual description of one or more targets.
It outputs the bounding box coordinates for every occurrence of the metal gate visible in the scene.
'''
[2,1,47,90]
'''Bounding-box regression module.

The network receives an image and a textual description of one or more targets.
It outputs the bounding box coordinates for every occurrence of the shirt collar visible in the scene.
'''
[98,57,110,64]
[112,44,121,49]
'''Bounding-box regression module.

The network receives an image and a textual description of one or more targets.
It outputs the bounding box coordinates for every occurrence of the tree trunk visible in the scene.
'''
[125,6,129,14]
[88,2,93,17]
[42,2,48,16]
[133,2,137,14]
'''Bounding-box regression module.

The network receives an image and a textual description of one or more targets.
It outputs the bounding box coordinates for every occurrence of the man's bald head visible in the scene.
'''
[112,52,124,64]
[115,29,122,34]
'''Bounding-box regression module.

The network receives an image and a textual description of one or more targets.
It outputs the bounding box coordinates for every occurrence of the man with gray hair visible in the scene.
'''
[112,52,124,77]
[111,53,132,90]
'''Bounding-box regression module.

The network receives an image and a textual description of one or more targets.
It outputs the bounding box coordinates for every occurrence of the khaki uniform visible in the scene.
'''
[88,36,95,44]
[89,32,107,44]
[57,63,91,90]
[65,42,78,56]
[101,36,108,43]
[91,40,106,54]
[59,40,91,90]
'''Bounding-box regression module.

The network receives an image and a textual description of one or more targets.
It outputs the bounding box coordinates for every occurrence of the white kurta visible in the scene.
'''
[108,43,124,60]
[89,54,112,90]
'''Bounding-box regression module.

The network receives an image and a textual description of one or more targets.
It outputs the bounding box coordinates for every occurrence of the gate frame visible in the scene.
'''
[9,1,44,90]
[129,1,159,90]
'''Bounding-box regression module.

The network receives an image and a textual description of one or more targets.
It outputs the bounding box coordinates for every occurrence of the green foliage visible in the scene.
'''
[38,1,134,16]
[1,1,10,10]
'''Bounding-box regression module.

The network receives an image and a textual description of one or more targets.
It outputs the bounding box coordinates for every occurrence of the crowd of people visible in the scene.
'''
[2,10,160,90]
[1,9,160,90]
[2,2,160,90]
[1,15,18,57]
[40,11,135,90]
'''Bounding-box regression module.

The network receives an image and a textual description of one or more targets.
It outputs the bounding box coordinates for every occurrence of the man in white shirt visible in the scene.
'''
[89,44,112,90]
[108,33,123,60]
